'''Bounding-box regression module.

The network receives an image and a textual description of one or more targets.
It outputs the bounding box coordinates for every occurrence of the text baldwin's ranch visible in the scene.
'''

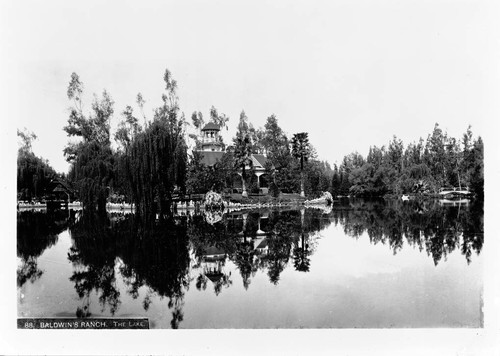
[18,318,149,329]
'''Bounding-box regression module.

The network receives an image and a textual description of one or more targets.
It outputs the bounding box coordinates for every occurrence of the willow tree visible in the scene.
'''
[112,104,144,202]
[291,132,310,197]
[17,129,58,200]
[64,72,115,212]
[125,69,188,217]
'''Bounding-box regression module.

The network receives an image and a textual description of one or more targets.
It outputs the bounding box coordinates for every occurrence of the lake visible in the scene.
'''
[17,198,483,328]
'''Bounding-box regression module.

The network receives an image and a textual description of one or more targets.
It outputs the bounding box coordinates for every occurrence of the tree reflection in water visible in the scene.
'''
[293,232,311,272]
[67,212,121,318]
[188,209,324,287]
[68,211,191,328]
[116,215,191,329]
[263,210,300,284]
[188,213,237,295]
[66,199,483,319]
[17,210,74,287]
[17,197,483,328]
[336,198,483,265]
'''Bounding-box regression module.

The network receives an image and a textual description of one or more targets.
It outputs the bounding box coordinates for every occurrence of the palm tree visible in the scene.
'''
[234,133,253,198]
[291,132,310,197]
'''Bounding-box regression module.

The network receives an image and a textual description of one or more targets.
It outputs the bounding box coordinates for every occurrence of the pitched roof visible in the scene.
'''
[51,178,77,194]
[201,122,220,131]
[199,151,225,166]
[251,154,267,169]
[206,272,224,283]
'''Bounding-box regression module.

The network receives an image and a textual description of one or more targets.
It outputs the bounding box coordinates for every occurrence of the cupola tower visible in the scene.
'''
[200,123,223,151]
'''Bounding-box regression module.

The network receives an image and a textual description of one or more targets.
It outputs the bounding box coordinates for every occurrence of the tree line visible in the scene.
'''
[331,124,483,198]
[17,68,484,211]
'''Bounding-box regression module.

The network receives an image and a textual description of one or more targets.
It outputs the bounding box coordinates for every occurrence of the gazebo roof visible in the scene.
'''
[201,122,220,131]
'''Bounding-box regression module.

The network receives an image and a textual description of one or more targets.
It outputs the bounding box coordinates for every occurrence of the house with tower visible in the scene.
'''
[198,122,225,166]
[195,123,269,194]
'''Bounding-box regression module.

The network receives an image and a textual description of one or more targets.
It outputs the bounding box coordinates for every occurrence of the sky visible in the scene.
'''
[1,0,498,174]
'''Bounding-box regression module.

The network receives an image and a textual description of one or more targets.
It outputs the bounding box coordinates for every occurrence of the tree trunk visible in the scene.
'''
[241,166,248,198]
[300,171,305,197]
[241,175,248,198]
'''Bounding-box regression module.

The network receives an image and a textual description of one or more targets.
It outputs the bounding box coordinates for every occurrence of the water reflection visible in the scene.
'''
[67,212,191,328]
[189,209,328,287]
[17,209,75,287]
[17,198,483,328]
[67,213,122,318]
[335,198,483,265]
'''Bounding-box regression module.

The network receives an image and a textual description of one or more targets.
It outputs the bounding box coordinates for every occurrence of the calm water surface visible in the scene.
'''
[17,199,483,328]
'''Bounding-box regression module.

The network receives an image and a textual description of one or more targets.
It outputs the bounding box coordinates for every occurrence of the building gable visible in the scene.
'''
[199,151,225,166]
[251,154,268,170]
